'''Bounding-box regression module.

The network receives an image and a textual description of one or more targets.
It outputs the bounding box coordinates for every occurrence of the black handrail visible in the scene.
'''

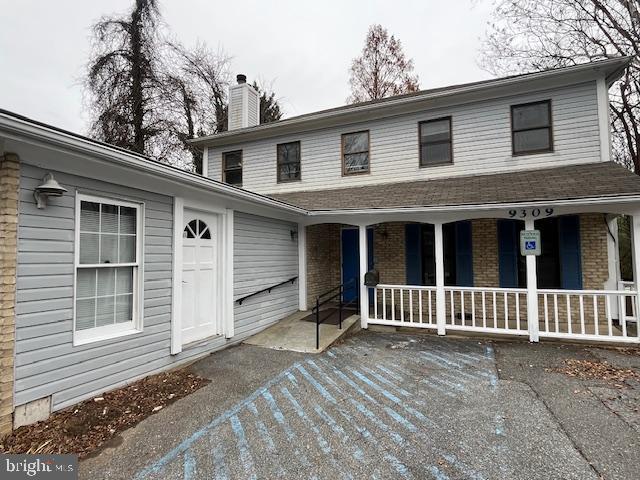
[313,278,359,350]
[236,276,298,305]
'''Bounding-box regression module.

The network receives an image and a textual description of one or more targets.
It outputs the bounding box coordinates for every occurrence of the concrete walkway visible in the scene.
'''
[243,309,360,353]
[80,331,640,479]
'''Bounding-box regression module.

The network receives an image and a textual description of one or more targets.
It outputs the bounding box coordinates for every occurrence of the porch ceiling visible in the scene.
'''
[269,162,640,211]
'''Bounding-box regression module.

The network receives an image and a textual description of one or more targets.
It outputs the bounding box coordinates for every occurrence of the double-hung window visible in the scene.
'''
[511,100,553,155]
[342,131,370,175]
[277,141,301,182]
[223,150,243,187]
[74,194,142,344]
[419,117,453,166]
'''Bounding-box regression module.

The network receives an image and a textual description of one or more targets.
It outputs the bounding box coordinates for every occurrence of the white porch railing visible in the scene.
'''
[443,287,528,336]
[372,284,437,329]
[538,289,639,342]
[369,284,640,343]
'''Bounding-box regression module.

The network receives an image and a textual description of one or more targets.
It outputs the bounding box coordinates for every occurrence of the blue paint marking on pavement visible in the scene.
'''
[280,386,331,454]
[326,350,337,358]
[347,398,406,446]
[314,404,366,463]
[296,364,338,404]
[376,364,405,381]
[383,453,413,480]
[134,362,303,479]
[285,371,298,386]
[350,369,436,427]
[229,415,257,480]
[262,390,312,468]
[306,359,342,389]
[183,450,196,480]
[360,365,412,396]
[430,375,466,392]
[483,345,499,389]
[429,465,450,480]
[246,402,276,452]
[334,403,413,479]
[210,438,229,480]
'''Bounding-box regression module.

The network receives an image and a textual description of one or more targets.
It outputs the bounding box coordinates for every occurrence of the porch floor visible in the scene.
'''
[243,309,360,353]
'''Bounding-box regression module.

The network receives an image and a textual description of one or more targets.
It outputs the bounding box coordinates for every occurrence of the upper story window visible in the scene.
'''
[419,117,453,166]
[223,150,243,187]
[75,194,142,344]
[342,130,370,175]
[277,141,301,182]
[511,100,553,155]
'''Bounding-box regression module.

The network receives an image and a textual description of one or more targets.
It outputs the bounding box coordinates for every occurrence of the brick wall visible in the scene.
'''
[580,213,609,290]
[0,153,19,438]
[373,223,406,285]
[305,224,341,308]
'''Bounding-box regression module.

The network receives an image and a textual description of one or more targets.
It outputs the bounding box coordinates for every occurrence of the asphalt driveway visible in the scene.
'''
[80,331,640,479]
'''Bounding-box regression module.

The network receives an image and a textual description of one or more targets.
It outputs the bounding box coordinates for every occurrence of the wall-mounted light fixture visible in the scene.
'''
[290,229,298,241]
[34,173,67,209]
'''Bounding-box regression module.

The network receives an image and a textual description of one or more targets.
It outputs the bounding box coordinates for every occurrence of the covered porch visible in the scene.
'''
[279,163,640,344]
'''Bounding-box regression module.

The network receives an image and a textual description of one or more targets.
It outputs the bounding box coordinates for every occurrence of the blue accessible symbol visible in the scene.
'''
[525,241,536,250]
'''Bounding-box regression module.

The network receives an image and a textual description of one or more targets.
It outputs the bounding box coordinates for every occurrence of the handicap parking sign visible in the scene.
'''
[520,230,541,256]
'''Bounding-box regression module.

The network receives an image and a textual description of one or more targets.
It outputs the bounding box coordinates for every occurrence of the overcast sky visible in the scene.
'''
[0,0,493,134]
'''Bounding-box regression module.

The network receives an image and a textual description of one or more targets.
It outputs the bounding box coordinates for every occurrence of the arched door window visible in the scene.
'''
[183,219,211,239]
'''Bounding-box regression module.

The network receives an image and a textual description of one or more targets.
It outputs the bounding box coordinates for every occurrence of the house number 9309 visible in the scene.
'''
[507,208,554,219]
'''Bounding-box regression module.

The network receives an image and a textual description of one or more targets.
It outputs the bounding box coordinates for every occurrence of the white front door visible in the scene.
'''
[181,211,218,345]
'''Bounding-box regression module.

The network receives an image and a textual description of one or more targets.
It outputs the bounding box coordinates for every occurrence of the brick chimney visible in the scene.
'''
[228,74,259,130]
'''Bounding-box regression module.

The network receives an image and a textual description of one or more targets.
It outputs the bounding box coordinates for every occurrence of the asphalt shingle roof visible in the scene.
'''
[268,162,640,211]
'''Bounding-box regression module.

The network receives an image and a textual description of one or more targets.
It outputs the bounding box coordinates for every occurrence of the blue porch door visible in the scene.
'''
[341,228,374,302]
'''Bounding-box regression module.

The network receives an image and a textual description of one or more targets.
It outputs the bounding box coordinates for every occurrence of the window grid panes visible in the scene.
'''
[277,142,301,182]
[419,117,452,166]
[76,198,138,334]
[223,150,243,187]
[342,131,370,175]
[511,100,553,155]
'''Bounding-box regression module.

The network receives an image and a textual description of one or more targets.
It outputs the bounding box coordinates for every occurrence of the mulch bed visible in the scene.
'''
[0,368,209,458]
[547,359,640,388]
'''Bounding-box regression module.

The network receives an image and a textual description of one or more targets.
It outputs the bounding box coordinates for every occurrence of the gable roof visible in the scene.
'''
[0,109,306,215]
[191,56,632,148]
[269,162,640,212]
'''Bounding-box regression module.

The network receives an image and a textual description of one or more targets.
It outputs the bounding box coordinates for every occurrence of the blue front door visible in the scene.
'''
[341,228,374,302]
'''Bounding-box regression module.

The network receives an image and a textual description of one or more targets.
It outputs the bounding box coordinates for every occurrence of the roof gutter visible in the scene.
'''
[303,193,640,217]
[0,112,307,215]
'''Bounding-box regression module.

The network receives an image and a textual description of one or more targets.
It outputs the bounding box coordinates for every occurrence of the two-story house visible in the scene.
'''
[2,56,640,434]
[192,56,640,346]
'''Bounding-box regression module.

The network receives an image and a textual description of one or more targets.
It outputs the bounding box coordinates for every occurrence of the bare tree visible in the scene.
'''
[161,41,231,172]
[481,0,640,172]
[86,0,164,155]
[347,24,419,103]
[85,1,283,173]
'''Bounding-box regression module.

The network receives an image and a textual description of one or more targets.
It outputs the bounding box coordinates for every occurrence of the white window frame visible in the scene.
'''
[73,192,144,345]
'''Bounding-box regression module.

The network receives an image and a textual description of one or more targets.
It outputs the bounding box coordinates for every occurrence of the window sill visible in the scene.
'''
[74,323,142,346]
[419,161,453,168]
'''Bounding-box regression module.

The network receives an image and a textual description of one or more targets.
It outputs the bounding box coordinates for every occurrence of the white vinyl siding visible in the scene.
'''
[15,164,300,412]
[233,213,299,334]
[207,81,601,195]
[74,194,143,345]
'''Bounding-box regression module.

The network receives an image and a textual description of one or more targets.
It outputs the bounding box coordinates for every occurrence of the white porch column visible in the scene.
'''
[298,223,307,311]
[630,215,640,328]
[434,222,446,335]
[525,218,539,342]
[358,224,369,329]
